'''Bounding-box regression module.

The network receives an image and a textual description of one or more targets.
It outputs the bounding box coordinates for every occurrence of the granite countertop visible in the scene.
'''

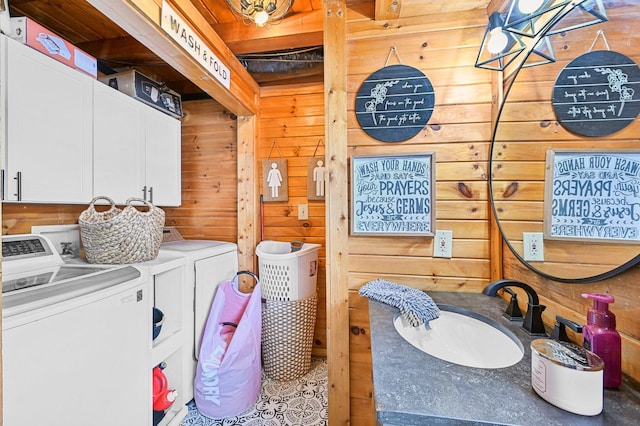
[369,292,640,426]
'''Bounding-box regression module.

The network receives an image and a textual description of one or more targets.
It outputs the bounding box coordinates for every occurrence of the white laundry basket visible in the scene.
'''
[256,240,320,301]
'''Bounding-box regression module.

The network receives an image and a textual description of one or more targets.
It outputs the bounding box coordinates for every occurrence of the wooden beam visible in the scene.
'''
[237,114,259,274]
[213,10,324,54]
[324,0,350,424]
[87,0,259,116]
[375,0,401,20]
[76,35,158,61]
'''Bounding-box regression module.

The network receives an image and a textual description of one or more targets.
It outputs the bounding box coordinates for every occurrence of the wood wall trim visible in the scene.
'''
[324,0,350,424]
[86,0,259,116]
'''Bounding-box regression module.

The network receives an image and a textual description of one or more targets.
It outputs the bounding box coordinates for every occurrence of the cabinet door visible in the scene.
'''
[93,81,146,204]
[145,107,181,206]
[4,36,93,203]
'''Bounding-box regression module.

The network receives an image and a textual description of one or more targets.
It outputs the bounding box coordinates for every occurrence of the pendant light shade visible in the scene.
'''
[224,0,293,27]
[475,12,526,71]
[476,0,608,72]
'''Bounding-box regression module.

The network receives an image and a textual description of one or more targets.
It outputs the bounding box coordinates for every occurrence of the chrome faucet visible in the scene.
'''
[483,279,547,336]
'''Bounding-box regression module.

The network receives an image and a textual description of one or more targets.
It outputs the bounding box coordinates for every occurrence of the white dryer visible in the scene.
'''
[159,227,238,401]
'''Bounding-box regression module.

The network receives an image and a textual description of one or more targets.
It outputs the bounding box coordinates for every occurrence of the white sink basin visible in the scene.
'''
[393,305,524,369]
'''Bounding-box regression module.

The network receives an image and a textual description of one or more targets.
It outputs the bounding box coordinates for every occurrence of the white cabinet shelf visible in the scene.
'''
[139,254,190,426]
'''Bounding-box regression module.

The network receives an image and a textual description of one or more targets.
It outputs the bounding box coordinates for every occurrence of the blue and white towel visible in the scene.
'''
[359,279,440,327]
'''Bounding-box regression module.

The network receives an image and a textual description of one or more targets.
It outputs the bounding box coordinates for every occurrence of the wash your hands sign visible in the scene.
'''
[545,150,640,243]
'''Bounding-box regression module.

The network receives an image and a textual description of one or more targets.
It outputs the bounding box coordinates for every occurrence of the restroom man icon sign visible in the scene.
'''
[313,160,326,197]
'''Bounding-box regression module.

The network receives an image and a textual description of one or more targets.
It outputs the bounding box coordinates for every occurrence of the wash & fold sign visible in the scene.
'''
[161,0,231,89]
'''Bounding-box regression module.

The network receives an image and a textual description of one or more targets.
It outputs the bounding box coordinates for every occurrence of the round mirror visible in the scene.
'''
[489,1,640,283]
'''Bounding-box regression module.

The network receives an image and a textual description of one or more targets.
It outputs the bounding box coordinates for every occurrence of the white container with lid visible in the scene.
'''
[531,338,604,416]
[256,240,320,301]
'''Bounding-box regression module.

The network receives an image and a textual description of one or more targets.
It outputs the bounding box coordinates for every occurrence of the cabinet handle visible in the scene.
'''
[149,186,153,203]
[142,185,147,200]
[1,169,4,200]
[14,171,22,201]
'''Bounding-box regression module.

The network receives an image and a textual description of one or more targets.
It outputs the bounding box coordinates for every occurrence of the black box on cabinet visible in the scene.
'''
[99,70,183,118]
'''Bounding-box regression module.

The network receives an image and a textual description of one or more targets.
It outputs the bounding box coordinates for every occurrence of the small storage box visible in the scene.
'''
[256,240,320,301]
[9,16,97,78]
[99,70,183,118]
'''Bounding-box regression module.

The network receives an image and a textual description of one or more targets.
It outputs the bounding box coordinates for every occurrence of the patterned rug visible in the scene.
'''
[181,358,328,426]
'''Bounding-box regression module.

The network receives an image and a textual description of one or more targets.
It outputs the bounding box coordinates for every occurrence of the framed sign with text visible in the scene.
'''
[351,153,434,236]
[355,64,435,142]
[552,50,640,137]
[544,149,640,243]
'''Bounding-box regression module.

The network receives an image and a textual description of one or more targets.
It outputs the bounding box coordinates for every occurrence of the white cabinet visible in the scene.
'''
[93,81,181,206]
[145,106,182,206]
[93,81,145,203]
[0,34,181,205]
[1,35,93,203]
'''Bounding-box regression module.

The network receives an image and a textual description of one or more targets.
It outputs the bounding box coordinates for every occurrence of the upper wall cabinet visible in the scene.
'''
[1,35,93,203]
[143,105,182,207]
[1,35,182,206]
[93,81,181,206]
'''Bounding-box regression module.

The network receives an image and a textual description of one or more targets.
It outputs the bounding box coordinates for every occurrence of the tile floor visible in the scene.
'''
[181,358,328,426]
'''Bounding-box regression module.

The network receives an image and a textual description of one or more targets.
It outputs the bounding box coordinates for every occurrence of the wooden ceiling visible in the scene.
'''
[7,0,492,97]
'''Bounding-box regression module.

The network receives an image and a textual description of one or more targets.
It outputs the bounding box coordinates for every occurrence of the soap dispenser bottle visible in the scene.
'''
[582,293,621,388]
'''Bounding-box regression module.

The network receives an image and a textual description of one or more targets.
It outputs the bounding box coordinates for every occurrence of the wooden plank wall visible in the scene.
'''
[345,5,494,424]
[2,204,86,235]
[163,100,238,243]
[258,82,328,358]
[493,3,640,384]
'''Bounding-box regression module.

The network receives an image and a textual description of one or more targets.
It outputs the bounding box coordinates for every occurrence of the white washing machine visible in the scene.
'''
[2,234,150,425]
[159,227,238,401]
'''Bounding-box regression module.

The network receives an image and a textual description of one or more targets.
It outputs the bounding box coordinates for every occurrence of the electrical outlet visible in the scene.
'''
[298,204,309,220]
[523,232,544,261]
[433,230,453,258]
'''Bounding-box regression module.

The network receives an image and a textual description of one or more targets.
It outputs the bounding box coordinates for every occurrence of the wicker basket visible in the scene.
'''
[79,196,165,264]
[261,293,317,381]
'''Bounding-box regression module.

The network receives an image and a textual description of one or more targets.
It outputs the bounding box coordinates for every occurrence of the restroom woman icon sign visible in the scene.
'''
[267,162,283,199]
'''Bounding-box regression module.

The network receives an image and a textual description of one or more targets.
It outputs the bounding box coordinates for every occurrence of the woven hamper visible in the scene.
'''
[262,293,317,381]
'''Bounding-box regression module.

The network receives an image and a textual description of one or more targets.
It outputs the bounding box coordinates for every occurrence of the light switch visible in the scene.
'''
[298,204,309,220]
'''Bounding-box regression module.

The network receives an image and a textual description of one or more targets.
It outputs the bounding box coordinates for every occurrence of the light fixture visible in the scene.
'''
[224,0,293,27]
[504,0,571,37]
[488,16,510,54]
[475,12,526,71]
[545,0,607,36]
[518,0,545,14]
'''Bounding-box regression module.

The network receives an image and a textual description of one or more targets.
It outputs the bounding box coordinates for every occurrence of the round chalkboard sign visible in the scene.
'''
[355,64,435,142]
[552,50,640,137]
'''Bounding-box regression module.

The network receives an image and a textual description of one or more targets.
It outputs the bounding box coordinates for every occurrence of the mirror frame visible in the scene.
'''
[488,0,640,283]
